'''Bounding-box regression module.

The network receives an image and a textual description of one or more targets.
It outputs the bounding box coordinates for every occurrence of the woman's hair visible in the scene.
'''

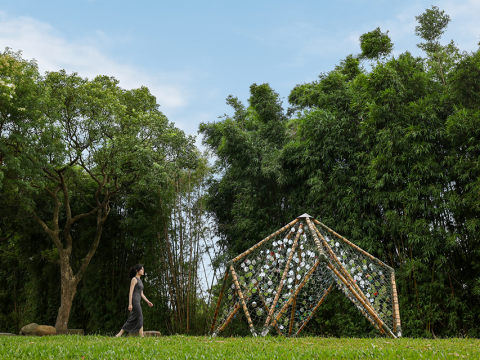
[128,263,144,279]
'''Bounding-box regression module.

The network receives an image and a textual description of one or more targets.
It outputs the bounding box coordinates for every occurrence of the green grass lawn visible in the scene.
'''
[1,336,478,359]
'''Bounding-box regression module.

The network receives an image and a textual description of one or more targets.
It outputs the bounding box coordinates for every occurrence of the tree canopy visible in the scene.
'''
[0,49,199,331]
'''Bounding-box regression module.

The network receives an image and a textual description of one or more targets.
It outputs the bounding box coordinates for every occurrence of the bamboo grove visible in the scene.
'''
[200,7,480,338]
[1,6,480,337]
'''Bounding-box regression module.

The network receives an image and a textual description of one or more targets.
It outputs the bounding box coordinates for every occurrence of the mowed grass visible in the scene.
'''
[1,335,479,359]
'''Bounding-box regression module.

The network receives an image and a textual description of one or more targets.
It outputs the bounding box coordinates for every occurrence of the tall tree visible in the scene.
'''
[199,84,289,260]
[0,51,197,329]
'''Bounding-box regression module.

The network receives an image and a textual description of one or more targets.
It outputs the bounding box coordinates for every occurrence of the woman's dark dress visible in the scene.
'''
[121,277,144,333]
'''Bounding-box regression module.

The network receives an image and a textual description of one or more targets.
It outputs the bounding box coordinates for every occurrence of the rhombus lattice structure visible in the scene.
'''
[210,214,401,338]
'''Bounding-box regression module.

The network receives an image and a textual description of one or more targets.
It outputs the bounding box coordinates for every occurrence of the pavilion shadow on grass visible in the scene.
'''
[210,214,401,338]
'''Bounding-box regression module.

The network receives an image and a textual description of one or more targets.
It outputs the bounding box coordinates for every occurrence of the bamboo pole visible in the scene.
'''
[212,290,253,337]
[209,268,230,334]
[341,288,384,334]
[295,283,334,336]
[230,264,258,336]
[331,267,384,335]
[158,193,182,327]
[157,232,178,327]
[262,223,304,333]
[288,300,296,336]
[288,245,303,336]
[269,259,321,330]
[232,218,300,263]
[214,304,241,335]
[327,263,396,338]
[313,219,392,271]
[256,286,282,335]
[391,272,401,336]
[391,272,397,334]
[305,217,328,262]
[215,282,283,336]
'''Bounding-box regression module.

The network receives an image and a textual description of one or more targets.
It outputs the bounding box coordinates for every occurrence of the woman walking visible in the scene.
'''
[115,264,153,337]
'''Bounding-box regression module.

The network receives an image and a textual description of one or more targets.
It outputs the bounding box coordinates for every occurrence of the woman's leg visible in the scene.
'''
[139,326,144,337]
[115,329,125,337]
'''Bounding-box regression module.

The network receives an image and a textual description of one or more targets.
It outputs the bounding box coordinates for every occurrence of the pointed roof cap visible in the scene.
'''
[296,213,313,219]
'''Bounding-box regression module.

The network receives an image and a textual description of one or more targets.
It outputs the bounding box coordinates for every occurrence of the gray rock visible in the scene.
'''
[35,325,56,336]
[0,333,16,336]
[20,323,38,336]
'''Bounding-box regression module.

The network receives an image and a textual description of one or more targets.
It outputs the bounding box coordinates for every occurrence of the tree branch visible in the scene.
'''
[0,233,14,243]
[58,172,75,256]
[42,167,61,183]
[31,209,65,259]
[73,204,108,286]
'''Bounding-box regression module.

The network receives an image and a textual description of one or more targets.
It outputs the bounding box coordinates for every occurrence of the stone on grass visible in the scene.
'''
[0,333,16,336]
[20,323,38,336]
[35,325,56,336]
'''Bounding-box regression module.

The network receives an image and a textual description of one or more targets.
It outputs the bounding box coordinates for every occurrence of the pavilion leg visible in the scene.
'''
[295,284,334,336]
[213,283,258,337]
[391,272,402,337]
[327,263,396,338]
[262,223,304,336]
[210,268,230,335]
[230,264,258,336]
[288,297,297,336]
[214,304,242,336]
[313,225,380,323]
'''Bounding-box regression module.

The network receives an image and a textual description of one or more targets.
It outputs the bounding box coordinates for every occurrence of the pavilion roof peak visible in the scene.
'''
[296,213,313,219]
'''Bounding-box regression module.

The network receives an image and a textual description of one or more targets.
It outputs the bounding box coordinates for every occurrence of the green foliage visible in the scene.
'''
[449,50,480,108]
[414,6,458,87]
[335,54,363,81]
[359,27,394,60]
[415,6,450,50]
[202,7,480,338]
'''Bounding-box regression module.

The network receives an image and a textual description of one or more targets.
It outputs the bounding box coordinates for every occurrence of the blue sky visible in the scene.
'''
[1,0,479,145]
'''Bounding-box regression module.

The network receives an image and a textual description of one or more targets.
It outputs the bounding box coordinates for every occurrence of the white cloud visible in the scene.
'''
[439,0,480,50]
[0,11,189,111]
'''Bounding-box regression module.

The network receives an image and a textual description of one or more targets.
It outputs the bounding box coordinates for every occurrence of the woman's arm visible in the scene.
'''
[128,277,137,311]
[141,291,153,307]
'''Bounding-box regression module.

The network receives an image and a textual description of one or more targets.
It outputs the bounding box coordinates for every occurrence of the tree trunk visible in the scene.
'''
[55,261,77,330]
[34,199,108,330]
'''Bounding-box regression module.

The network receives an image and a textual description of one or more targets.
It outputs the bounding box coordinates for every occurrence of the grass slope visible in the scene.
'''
[1,336,478,359]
